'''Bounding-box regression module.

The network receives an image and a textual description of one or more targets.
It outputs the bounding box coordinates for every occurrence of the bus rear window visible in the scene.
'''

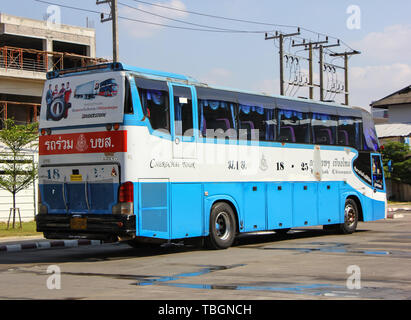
[135,77,170,134]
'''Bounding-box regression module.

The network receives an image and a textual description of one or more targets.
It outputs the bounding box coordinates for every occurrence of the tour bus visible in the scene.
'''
[36,62,386,249]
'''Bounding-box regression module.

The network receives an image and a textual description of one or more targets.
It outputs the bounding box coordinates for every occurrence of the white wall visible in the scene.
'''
[388,104,411,124]
[0,143,38,222]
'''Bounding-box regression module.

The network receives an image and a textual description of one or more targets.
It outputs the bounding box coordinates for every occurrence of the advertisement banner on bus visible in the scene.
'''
[39,71,124,128]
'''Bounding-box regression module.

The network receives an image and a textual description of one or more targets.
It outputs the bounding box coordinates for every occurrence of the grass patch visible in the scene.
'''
[387,201,411,206]
[0,220,42,238]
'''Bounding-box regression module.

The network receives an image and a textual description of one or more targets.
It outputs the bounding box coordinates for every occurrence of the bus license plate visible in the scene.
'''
[70,217,87,230]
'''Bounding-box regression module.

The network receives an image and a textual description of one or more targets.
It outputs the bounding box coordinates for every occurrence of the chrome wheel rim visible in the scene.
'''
[345,204,357,226]
[215,211,231,241]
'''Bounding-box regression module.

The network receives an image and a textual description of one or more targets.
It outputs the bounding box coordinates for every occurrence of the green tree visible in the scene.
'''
[0,119,38,228]
[381,141,411,185]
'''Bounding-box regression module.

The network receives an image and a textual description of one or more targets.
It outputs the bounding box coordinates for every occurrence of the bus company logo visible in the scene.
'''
[260,154,268,171]
[75,134,88,152]
[39,131,127,155]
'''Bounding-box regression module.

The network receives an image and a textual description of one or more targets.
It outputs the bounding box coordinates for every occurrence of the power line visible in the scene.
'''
[128,0,354,51]
[118,2,270,33]
[34,0,271,34]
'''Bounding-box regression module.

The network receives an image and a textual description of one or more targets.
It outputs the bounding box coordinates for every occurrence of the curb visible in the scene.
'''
[388,207,411,212]
[387,213,405,219]
[0,239,103,253]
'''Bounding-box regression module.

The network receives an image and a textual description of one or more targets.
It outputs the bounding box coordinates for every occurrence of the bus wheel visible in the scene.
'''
[339,198,359,234]
[206,202,236,250]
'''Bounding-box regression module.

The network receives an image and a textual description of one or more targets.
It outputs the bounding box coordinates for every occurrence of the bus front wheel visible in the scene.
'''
[205,202,237,250]
[339,198,359,234]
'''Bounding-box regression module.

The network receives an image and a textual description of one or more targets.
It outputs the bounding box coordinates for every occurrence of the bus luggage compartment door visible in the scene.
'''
[138,179,170,239]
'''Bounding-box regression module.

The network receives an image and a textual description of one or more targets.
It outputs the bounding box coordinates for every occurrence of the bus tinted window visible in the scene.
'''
[277,109,310,143]
[311,113,337,145]
[198,99,236,138]
[338,116,361,149]
[362,111,379,151]
[173,86,193,137]
[124,78,133,114]
[238,105,276,141]
[138,88,170,134]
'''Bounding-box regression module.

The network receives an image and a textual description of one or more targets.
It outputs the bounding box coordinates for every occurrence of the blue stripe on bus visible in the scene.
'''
[40,179,385,239]
[134,180,385,240]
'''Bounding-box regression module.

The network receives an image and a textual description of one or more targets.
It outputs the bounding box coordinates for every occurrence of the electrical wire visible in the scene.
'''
[128,0,354,51]
[34,0,272,34]
[118,1,270,33]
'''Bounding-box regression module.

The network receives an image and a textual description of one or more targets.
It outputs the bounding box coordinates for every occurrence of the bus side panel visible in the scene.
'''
[171,183,203,239]
[138,180,170,239]
[373,199,386,220]
[293,182,318,227]
[203,183,243,235]
[243,183,266,232]
[318,182,341,225]
[267,182,293,230]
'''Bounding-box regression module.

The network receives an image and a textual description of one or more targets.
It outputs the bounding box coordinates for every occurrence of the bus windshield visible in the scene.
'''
[39,71,125,128]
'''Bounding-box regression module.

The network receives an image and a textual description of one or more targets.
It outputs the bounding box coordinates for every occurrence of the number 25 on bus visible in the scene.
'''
[36,62,386,249]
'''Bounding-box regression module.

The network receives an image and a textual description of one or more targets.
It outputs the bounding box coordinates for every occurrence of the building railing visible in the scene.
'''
[0,46,108,73]
[0,100,41,129]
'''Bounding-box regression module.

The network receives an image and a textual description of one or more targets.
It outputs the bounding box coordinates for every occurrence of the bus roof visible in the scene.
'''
[47,62,368,114]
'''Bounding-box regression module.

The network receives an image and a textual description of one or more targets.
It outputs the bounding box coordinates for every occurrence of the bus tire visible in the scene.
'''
[339,198,359,234]
[205,202,236,250]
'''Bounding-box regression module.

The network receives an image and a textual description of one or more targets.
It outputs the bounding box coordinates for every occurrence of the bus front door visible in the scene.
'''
[170,84,197,159]
[371,153,386,220]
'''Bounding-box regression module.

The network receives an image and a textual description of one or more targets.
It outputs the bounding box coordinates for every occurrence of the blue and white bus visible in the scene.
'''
[36,62,386,249]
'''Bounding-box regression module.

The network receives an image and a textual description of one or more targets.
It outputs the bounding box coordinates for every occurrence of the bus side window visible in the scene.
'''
[311,113,337,145]
[337,116,361,150]
[372,155,384,190]
[277,109,310,144]
[124,78,133,114]
[238,105,275,141]
[138,87,170,134]
[198,99,236,139]
[173,86,193,137]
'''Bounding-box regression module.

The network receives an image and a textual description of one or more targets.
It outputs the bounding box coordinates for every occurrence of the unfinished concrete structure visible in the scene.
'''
[0,12,107,127]
[0,13,107,221]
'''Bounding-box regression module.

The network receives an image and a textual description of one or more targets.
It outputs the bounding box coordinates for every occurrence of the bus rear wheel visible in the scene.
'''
[339,198,359,234]
[205,202,237,250]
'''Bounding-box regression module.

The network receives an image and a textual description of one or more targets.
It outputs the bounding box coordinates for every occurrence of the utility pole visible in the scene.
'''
[329,50,361,105]
[265,29,300,96]
[292,38,329,100]
[97,0,119,62]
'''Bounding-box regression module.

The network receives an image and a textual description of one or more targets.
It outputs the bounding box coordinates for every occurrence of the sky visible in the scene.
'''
[3,0,411,110]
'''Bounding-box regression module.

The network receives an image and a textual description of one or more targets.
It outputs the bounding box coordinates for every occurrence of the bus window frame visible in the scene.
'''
[169,82,198,143]
[371,153,385,191]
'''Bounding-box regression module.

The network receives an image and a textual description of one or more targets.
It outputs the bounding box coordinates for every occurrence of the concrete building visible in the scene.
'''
[371,85,411,146]
[0,13,107,222]
[371,85,411,201]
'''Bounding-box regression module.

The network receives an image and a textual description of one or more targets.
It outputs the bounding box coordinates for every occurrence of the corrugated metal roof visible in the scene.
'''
[376,123,411,138]
[372,85,411,108]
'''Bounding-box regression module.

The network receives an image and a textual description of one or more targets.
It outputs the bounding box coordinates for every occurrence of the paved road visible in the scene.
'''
[1,212,411,300]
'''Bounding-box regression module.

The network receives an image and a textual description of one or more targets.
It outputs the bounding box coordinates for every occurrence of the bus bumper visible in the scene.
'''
[35,214,136,241]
